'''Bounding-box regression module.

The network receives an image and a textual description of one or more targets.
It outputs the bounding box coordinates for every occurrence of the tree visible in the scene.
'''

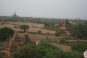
[43,49,63,58]
[55,28,65,36]
[13,41,84,58]
[37,42,62,58]
[72,43,87,52]
[13,44,39,58]
[69,23,87,39]
[19,25,29,32]
[61,51,84,58]
[0,27,14,41]
[38,30,42,34]
[44,23,49,28]
[84,21,87,26]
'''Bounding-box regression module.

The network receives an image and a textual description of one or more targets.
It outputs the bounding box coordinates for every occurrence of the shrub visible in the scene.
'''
[32,26,38,28]
[14,26,17,28]
[18,30,24,33]
[72,43,87,52]
[29,32,35,34]
[60,39,66,44]
[34,32,37,34]
[38,30,42,34]
[55,32,60,36]
[46,32,50,35]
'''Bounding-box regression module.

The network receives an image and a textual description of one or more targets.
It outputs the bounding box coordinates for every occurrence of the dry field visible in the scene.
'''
[0,22,55,34]
[0,22,57,41]
[0,22,71,51]
[19,33,58,42]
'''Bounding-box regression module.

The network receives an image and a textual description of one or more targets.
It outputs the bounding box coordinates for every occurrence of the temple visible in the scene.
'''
[4,31,34,56]
[59,19,71,29]
[12,12,18,17]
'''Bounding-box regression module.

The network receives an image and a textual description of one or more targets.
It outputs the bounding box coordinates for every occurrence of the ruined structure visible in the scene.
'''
[5,31,33,56]
[59,19,71,29]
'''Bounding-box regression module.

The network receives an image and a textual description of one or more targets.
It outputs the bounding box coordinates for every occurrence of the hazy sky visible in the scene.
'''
[0,0,87,19]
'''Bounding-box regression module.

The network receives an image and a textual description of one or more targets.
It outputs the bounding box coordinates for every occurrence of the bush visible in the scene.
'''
[55,28,66,37]
[41,33,46,35]
[72,43,87,52]
[38,30,42,34]
[12,24,18,25]
[14,26,17,28]
[46,32,50,35]
[34,32,37,34]
[18,30,24,33]
[29,32,36,34]
[60,39,66,44]
[32,26,38,28]
[55,32,60,36]
[61,51,84,58]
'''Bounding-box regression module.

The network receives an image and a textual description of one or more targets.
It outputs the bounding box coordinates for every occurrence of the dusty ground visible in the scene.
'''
[19,33,58,42]
[0,22,55,34]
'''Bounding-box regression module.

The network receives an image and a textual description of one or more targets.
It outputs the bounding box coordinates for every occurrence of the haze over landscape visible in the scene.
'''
[1,0,87,58]
[0,0,87,19]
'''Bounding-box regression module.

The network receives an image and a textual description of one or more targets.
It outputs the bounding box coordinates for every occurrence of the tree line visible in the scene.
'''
[13,41,84,58]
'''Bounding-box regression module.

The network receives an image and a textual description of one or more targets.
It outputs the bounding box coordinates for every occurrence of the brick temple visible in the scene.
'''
[4,31,34,56]
[59,19,71,29]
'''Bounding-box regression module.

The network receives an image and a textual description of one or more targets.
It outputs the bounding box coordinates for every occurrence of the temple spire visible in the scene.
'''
[24,31,28,37]
[14,12,16,16]
[13,31,19,37]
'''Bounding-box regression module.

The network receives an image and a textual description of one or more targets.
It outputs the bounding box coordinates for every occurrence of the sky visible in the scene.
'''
[0,0,87,19]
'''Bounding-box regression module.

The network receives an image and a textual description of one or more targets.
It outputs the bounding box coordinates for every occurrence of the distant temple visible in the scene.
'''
[4,31,34,56]
[12,12,18,17]
[59,19,71,29]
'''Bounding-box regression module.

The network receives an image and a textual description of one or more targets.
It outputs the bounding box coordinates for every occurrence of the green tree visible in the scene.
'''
[13,41,84,58]
[37,42,62,58]
[72,43,87,52]
[69,23,87,39]
[13,44,39,58]
[19,25,29,32]
[55,28,65,36]
[62,51,84,58]
[44,23,49,28]
[0,27,14,41]
[38,30,42,34]
[43,49,63,58]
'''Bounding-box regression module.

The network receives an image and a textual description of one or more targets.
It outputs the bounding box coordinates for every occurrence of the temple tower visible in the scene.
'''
[24,32,31,44]
[60,20,64,25]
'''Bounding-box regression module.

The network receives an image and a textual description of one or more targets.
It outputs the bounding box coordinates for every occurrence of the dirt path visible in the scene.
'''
[51,43,71,51]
